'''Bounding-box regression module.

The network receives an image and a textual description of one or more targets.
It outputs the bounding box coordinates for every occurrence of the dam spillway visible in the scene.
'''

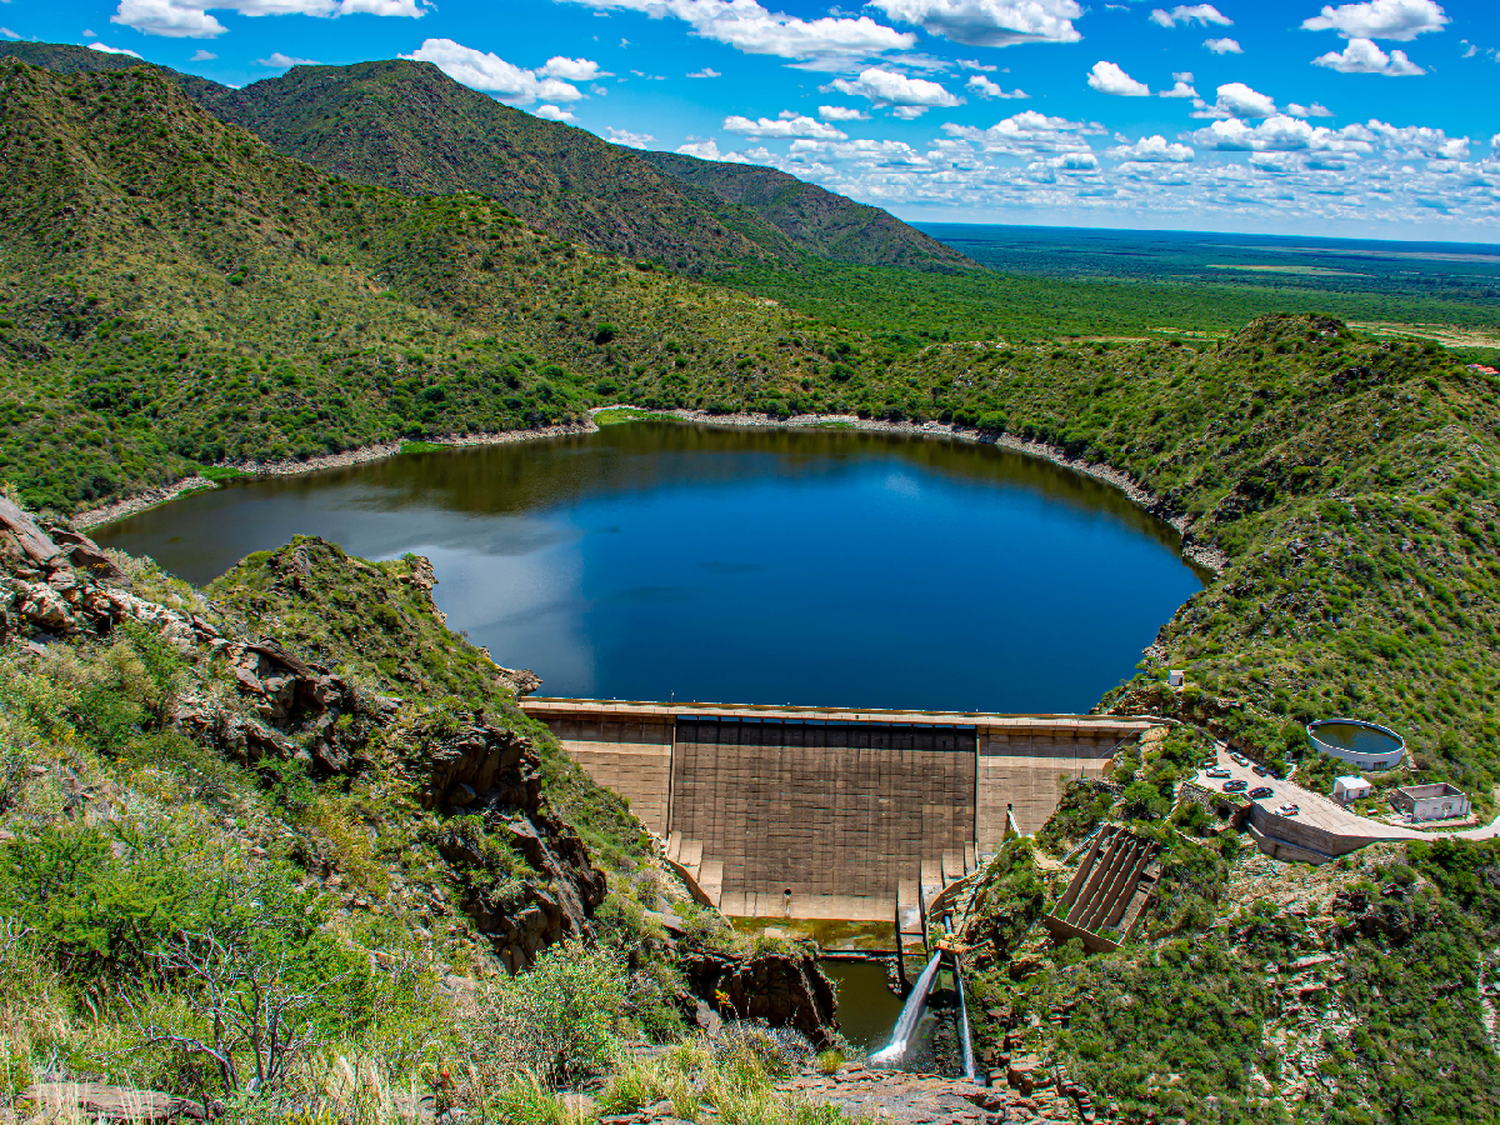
[521,698,1151,920]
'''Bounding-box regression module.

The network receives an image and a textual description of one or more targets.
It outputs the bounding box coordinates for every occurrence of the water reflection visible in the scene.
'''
[95,423,1202,712]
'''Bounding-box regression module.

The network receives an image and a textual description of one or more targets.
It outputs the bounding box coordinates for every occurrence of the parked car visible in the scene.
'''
[1276,803,1300,817]
[1206,767,1231,779]
[1231,753,1249,767]
[1223,779,1248,792]
[1253,766,1268,777]
[1250,786,1274,799]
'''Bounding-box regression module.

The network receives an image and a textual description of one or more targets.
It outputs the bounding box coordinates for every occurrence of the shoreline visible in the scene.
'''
[70,408,1226,575]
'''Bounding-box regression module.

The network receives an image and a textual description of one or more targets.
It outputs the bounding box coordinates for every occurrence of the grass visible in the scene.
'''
[398,440,447,454]
[593,407,684,426]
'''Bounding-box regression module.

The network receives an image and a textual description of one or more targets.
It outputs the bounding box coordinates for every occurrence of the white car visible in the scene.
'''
[1276,803,1300,817]
[1206,767,1231,779]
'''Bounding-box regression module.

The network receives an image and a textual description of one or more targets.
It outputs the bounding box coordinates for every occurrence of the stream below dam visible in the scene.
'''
[94,422,1203,713]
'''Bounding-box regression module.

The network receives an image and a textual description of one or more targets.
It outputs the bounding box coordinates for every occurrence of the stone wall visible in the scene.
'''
[542,714,674,834]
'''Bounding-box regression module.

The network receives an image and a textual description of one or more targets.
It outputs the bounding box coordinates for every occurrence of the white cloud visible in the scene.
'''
[565,0,914,61]
[534,104,576,121]
[942,109,1101,155]
[605,126,656,148]
[1286,101,1335,116]
[254,51,316,66]
[1493,133,1500,150]
[539,56,610,81]
[686,66,721,76]
[1087,60,1150,96]
[868,0,1082,48]
[1214,81,1276,117]
[1367,118,1468,157]
[676,138,751,160]
[967,74,1028,98]
[1204,36,1241,53]
[1149,5,1231,28]
[401,39,586,103]
[111,0,226,38]
[818,104,869,120]
[0,27,19,38]
[828,66,964,110]
[110,0,422,38]
[1160,77,1199,97]
[1302,0,1448,41]
[1313,37,1424,74]
[88,41,144,55]
[190,47,216,59]
[723,111,848,138]
[957,57,996,71]
[1190,114,1375,152]
[1107,134,1194,161]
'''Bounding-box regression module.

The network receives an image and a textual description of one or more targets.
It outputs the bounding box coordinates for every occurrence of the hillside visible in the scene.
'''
[0,42,972,275]
[638,150,968,273]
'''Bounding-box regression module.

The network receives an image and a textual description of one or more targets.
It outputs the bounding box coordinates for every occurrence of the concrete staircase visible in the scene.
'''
[664,831,723,909]
[1043,825,1160,952]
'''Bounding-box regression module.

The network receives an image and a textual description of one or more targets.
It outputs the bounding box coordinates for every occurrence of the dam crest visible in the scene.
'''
[520,698,1151,921]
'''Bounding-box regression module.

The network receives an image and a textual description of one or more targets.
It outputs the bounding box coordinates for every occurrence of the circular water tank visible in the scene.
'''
[1306,718,1406,771]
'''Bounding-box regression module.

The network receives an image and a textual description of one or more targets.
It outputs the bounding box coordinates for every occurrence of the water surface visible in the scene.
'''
[95,423,1202,712]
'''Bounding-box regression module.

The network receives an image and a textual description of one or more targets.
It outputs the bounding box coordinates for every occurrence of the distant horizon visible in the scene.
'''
[910,219,1500,250]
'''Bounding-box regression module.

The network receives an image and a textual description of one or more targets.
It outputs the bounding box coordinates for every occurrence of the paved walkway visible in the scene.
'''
[1192,747,1500,844]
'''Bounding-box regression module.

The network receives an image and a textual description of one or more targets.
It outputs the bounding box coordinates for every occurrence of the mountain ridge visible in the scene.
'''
[0,42,974,275]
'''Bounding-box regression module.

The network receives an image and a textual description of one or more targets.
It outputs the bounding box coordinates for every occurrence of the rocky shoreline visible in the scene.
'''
[69,409,1225,575]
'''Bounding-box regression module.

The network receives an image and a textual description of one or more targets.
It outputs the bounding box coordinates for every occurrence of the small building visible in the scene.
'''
[1391,783,1471,823]
[1333,775,1373,804]
[1167,669,1185,688]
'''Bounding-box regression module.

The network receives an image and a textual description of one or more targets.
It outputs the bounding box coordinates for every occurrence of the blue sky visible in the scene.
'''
[5,0,1499,239]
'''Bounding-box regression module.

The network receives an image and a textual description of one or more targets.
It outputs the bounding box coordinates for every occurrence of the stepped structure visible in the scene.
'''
[1042,825,1161,952]
[522,698,1149,920]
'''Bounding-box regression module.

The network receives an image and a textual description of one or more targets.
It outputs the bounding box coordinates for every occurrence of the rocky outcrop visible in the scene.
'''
[19,1082,207,1123]
[684,950,839,1049]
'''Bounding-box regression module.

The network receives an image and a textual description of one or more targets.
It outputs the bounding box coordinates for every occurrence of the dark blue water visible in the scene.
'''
[94,423,1202,712]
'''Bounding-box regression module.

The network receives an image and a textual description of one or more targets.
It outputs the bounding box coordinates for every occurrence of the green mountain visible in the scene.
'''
[0,42,973,275]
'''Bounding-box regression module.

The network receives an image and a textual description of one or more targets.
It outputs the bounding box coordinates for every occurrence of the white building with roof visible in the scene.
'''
[1333,776,1373,804]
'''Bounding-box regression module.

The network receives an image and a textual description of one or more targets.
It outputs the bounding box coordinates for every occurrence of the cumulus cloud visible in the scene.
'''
[1302,0,1448,41]
[1190,114,1377,153]
[539,56,611,81]
[942,109,1100,156]
[1313,37,1424,74]
[401,39,586,103]
[1367,118,1468,157]
[958,58,996,71]
[724,111,849,138]
[534,104,576,121]
[254,51,316,66]
[828,66,964,112]
[867,0,1082,48]
[606,126,656,148]
[676,138,751,161]
[686,66,721,77]
[967,74,1028,98]
[88,41,145,55]
[1087,60,1150,96]
[564,0,914,61]
[1204,36,1241,53]
[1107,134,1194,161]
[1287,101,1335,116]
[1160,75,1199,98]
[1205,81,1277,117]
[1149,4,1230,28]
[818,104,869,120]
[190,48,216,59]
[111,0,423,38]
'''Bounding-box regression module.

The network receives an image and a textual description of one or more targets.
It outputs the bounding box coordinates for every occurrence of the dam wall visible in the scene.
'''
[522,699,1149,919]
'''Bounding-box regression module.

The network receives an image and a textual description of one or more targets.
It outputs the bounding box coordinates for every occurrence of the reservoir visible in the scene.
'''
[94,422,1203,713]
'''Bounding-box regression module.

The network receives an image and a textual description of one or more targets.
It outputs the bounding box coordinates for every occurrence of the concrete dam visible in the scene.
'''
[521,699,1151,921]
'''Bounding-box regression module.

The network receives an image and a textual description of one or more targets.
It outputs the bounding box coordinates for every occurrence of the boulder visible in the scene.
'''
[684,950,839,1049]
[48,526,128,582]
[0,496,62,572]
[20,1082,206,1122]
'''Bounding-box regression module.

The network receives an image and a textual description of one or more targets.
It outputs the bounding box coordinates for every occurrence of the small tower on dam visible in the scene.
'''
[522,698,1151,920]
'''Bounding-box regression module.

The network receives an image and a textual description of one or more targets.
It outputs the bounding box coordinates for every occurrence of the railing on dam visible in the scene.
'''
[521,697,1154,921]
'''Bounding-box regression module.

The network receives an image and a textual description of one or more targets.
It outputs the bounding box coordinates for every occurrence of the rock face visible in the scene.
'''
[0,501,608,975]
[684,950,839,1049]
